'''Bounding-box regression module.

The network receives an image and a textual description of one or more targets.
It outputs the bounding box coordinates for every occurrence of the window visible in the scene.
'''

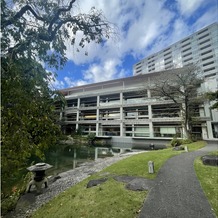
[181,42,191,48]
[204,67,215,72]
[165,60,172,65]
[182,47,191,53]
[200,44,211,50]
[204,73,216,78]
[197,28,208,35]
[136,65,142,69]
[198,33,210,40]
[183,57,193,62]
[201,50,212,56]
[203,61,214,67]
[181,37,190,43]
[182,52,192,58]
[160,127,176,135]
[164,52,171,56]
[202,55,213,61]
[164,56,172,61]
[163,48,171,52]
[199,39,210,45]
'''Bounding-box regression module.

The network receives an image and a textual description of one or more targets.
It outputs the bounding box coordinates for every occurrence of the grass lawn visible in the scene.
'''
[32,141,206,218]
[194,151,218,217]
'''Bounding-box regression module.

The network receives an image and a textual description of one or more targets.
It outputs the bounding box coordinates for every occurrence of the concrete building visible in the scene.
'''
[59,69,217,148]
[133,22,218,78]
[59,23,218,147]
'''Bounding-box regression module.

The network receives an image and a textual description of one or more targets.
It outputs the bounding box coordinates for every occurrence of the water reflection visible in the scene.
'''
[43,145,112,176]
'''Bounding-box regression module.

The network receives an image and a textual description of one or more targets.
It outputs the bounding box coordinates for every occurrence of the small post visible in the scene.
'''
[95,147,98,160]
[148,161,154,174]
[184,146,188,152]
[74,148,77,159]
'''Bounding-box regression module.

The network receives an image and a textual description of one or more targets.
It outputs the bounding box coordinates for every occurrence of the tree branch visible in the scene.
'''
[48,0,76,33]
[2,5,45,28]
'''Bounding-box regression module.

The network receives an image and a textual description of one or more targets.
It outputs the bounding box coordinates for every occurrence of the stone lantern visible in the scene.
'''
[26,162,53,193]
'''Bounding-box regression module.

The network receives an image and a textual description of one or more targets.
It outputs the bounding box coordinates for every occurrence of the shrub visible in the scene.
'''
[170,138,183,147]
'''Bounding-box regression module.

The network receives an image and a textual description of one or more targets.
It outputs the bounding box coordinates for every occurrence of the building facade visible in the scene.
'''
[59,23,218,147]
[133,22,218,79]
[59,69,217,148]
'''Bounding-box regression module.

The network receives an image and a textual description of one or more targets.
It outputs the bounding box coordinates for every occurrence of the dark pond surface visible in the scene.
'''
[32,146,113,177]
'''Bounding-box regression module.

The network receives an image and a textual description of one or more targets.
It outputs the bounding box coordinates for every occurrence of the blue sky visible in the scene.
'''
[51,0,218,90]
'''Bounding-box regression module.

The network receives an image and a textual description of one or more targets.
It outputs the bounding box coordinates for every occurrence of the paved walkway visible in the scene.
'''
[139,142,218,218]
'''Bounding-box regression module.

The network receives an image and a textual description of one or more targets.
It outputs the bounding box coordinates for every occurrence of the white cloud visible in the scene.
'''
[83,59,125,83]
[64,76,88,87]
[176,0,205,16]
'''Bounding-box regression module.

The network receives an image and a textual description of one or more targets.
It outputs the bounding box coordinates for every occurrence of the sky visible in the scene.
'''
[51,0,218,90]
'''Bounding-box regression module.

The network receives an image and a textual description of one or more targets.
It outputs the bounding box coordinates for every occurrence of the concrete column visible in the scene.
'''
[120,123,123,137]
[149,122,154,137]
[147,89,151,98]
[96,123,99,136]
[148,105,152,119]
[120,108,124,136]
[206,121,213,139]
[97,95,100,107]
[120,92,123,105]
[76,98,80,130]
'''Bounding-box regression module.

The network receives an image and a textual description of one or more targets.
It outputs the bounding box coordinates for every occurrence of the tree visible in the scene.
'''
[1,0,115,67]
[149,65,203,140]
[205,91,218,110]
[1,0,114,196]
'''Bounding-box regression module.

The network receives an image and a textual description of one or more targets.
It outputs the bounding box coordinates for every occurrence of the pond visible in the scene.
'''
[1,145,113,198]
[34,146,113,177]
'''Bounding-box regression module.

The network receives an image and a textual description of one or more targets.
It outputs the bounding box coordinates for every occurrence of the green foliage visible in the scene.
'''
[1,172,32,215]
[205,91,218,110]
[1,1,114,213]
[195,153,218,217]
[1,0,115,67]
[87,133,96,146]
[1,57,62,182]
[170,138,193,147]
[181,138,193,144]
[170,138,183,147]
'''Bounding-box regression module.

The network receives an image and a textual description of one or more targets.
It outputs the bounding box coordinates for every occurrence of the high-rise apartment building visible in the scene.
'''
[133,22,218,79]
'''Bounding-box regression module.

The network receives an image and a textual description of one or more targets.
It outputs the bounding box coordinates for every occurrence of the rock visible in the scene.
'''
[52,175,61,182]
[126,178,151,191]
[86,178,108,188]
[201,155,218,166]
[113,175,153,191]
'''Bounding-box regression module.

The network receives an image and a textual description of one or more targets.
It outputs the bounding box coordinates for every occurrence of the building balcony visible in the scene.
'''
[152,117,181,122]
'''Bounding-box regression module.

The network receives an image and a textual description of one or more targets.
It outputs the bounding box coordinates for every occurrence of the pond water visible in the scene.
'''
[35,146,113,177]
[2,146,113,197]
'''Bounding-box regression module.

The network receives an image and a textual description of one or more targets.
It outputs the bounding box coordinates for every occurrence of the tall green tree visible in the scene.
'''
[149,65,203,140]
[1,0,114,186]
